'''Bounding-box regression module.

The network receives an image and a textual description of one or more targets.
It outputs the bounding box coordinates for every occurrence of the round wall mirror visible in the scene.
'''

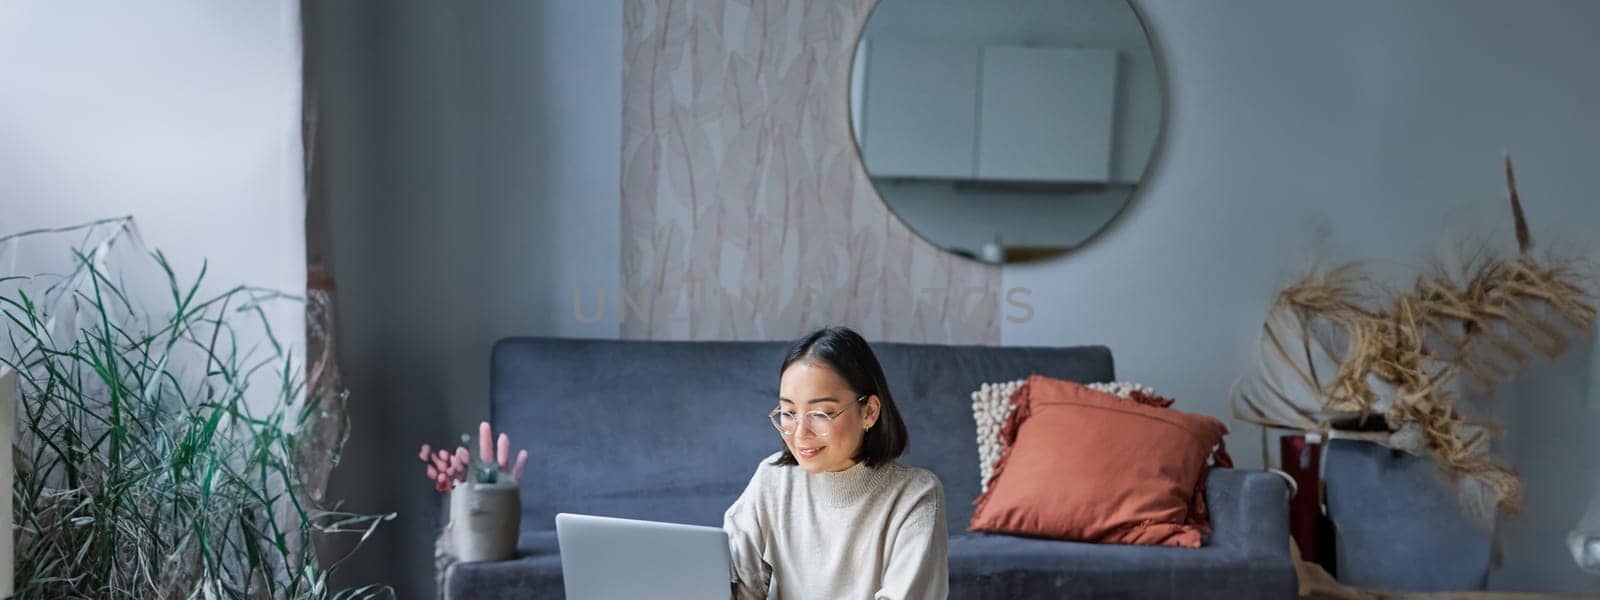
[849,0,1163,264]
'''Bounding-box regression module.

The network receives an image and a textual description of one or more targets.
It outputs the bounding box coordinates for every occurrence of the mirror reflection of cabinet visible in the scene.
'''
[859,40,979,179]
[857,42,1118,183]
[977,46,1115,182]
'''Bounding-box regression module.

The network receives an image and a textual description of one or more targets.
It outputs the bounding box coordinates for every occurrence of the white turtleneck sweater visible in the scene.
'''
[723,452,949,600]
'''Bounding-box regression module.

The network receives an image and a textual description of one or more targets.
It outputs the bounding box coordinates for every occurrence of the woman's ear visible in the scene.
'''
[864,394,881,430]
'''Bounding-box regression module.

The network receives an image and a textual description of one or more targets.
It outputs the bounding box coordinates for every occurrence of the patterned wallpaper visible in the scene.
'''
[621,0,1001,343]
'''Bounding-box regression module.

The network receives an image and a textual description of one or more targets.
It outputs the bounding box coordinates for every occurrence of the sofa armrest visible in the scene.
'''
[1204,468,1292,558]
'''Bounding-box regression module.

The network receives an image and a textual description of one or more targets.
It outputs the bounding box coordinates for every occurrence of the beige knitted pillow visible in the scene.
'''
[971,379,1027,493]
[971,379,1169,492]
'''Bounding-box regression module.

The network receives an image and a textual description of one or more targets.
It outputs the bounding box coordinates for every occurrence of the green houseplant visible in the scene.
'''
[1,219,392,599]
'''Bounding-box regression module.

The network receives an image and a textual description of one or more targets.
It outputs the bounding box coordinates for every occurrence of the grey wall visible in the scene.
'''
[1010,0,1600,480]
[312,1,620,597]
[304,0,383,587]
[0,1,306,395]
[1493,345,1600,590]
[1003,0,1600,590]
[0,5,302,592]
[314,0,1600,595]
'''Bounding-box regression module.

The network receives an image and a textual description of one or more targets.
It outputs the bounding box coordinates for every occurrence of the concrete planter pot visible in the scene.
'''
[449,481,521,562]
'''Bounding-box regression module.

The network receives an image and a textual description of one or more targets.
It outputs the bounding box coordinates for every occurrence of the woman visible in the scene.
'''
[725,326,949,599]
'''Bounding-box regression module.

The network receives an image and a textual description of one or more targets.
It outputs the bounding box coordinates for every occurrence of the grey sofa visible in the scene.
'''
[444,337,1296,599]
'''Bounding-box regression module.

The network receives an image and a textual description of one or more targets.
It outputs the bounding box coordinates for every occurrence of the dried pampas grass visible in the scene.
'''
[1234,156,1597,518]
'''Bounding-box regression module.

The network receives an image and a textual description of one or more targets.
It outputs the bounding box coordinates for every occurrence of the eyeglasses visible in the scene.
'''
[769,395,868,438]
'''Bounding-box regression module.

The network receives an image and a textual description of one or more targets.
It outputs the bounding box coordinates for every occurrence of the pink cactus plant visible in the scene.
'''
[419,421,529,492]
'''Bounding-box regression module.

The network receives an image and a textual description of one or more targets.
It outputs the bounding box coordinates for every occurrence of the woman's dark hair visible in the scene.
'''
[772,326,909,468]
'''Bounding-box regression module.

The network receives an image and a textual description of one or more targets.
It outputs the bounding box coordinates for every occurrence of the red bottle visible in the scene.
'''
[1280,433,1337,575]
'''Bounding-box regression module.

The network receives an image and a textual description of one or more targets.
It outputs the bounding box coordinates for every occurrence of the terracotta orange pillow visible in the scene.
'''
[969,375,1231,547]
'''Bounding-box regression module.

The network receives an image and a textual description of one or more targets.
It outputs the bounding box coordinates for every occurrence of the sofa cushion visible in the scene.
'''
[972,378,1177,494]
[517,529,560,555]
[970,376,1229,547]
[949,533,1293,599]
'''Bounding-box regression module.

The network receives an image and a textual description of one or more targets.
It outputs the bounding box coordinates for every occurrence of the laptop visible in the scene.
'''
[555,512,733,599]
